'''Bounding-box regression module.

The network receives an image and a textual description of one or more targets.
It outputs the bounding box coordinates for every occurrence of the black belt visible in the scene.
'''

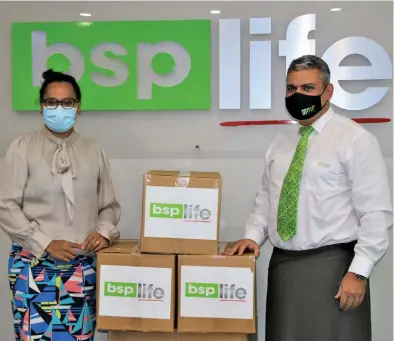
[273,241,357,257]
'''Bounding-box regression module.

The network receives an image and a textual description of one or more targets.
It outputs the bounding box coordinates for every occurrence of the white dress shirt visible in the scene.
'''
[244,108,392,277]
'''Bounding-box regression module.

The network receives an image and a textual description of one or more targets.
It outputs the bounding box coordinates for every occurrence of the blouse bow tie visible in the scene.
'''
[51,142,77,223]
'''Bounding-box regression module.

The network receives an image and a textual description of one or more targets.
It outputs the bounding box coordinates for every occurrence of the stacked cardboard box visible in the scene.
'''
[97,171,257,340]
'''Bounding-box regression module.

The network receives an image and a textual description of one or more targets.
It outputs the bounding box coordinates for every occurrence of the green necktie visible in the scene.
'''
[277,126,314,241]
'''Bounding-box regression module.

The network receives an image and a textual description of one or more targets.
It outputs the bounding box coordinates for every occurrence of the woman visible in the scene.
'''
[0,69,121,341]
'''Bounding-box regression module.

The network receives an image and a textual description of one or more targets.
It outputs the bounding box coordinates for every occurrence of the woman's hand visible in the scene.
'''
[46,240,82,262]
[82,232,109,253]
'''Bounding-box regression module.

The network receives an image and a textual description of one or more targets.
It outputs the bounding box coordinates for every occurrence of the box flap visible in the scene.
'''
[146,170,221,179]
[191,171,221,179]
[147,170,180,176]
[99,239,140,254]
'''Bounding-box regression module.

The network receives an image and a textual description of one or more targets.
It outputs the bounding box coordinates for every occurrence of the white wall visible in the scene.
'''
[0,2,392,341]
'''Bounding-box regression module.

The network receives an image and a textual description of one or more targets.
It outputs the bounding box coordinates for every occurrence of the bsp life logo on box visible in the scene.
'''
[150,202,212,222]
[180,266,254,319]
[144,186,219,240]
[99,265,172,319]
[12,20,210,111]
[185,282,247,300]
[104,281,165,300]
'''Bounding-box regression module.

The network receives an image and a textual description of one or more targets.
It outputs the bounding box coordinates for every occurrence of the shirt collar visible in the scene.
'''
[296,107,334,135]
[311,107,334,133]
[41,126,79,146]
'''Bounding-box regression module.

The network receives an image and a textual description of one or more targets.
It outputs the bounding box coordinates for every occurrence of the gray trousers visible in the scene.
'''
[266,242,371,341]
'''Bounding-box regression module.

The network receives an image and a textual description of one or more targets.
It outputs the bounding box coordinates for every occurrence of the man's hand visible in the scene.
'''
[221,239,260,256]
[46,240,82,262]
[82,232,109,253]
[335,272,367,311]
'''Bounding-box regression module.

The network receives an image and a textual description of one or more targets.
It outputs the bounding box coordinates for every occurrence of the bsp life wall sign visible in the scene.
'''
[11,14,393,111]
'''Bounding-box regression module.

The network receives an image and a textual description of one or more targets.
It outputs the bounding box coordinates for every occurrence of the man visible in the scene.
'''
[223,55,392,341]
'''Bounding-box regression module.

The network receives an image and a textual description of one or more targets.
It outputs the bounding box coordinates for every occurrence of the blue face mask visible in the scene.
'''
[43,107,77,133]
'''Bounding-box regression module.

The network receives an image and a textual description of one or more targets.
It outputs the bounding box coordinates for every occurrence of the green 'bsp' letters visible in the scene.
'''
[12,20,211,111]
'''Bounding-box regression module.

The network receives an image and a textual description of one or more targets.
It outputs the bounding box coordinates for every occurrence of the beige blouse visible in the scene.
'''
[0,127,121,257]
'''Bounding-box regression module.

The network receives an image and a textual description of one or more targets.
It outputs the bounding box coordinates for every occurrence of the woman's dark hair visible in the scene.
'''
[39,69,82,103]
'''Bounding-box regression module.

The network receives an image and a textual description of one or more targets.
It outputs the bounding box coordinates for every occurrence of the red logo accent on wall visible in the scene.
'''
[220,118,391,127]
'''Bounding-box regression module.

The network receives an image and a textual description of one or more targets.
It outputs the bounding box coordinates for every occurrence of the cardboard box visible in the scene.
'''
[109,331,249,341]
[96,240,175,332]
[140,170,222,255]
[177,243,256,333]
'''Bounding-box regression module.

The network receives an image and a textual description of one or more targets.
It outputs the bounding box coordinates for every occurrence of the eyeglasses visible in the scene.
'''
[42,98,78,110]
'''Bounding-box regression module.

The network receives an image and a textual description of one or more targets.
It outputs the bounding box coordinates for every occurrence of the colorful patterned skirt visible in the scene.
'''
[8,242,97,341]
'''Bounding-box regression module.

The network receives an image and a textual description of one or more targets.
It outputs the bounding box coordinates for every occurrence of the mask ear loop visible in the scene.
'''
[319,84,330,111]
[75,100,81,116]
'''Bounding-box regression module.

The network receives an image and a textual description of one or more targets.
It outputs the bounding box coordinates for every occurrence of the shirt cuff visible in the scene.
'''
[244,228,266,246]
[97,221,120,245]
[348,255,375,278]
[30,230,52,258]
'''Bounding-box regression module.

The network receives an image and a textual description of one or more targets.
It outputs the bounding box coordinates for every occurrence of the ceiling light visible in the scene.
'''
[80,13,91,17]
[330,8,342,12]
[210,10,221,14]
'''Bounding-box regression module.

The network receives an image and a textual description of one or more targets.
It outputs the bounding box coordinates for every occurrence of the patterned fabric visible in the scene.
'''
[8,242,97,341]
[277,126,314,241]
